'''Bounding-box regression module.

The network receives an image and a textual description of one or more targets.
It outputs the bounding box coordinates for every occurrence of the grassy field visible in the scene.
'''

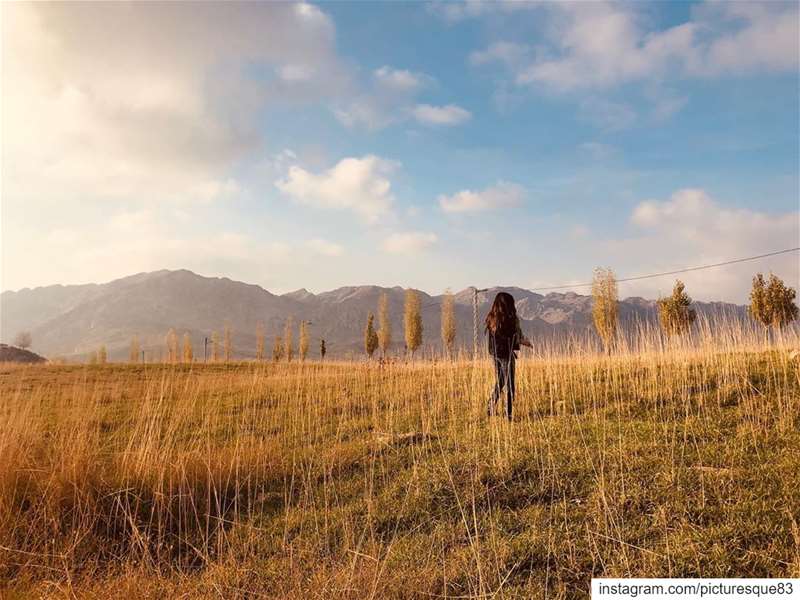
[1,326,799,598]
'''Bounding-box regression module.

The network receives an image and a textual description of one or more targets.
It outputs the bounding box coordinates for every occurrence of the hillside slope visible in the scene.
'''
[1,270,746,360]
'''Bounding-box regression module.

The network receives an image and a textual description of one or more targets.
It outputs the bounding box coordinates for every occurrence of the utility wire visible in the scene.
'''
[137,247,796,362]
[388,248,798,309]
[527,247,800,292]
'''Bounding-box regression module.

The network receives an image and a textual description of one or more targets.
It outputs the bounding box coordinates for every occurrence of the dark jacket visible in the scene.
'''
[487,317,523,360]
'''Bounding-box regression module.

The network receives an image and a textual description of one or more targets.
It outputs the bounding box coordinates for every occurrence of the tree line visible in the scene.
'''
[362,288,456,360]
[20,270,792,364]
[122,319,318,364]
[591,269,798,350]
[111,288,447,364]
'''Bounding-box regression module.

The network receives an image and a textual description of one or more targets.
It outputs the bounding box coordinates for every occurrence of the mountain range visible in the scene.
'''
[0,269,746,361]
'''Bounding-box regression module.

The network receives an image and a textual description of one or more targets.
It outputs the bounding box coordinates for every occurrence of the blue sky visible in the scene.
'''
[2,1,798,302]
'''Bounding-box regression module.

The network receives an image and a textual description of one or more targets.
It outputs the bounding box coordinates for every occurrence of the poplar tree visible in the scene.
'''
[223,324,232,362]
[441,291,456,359]
[299,320,309,361]
[404,289,423,358]
[255,321,265,361]
[211,331,220,362]
[320,339,327,361]
[129,336,140,363]
[272,336,284,361]
[750,274,768,326]
[364,313,379,359]
[166,329,178,363]
[377,292,392,357]
[182,333,193,363]
[592,267,618,351]
[98,345,107,365]
[657,280,696,336]
[750,273,799,328]
[284,317,294,362]
[766,274,799,328]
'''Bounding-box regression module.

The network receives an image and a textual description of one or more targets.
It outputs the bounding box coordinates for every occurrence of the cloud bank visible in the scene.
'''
[439,182,525,213]
[465,2,799,91]
[275,155,398,223]
[382,232,438,255]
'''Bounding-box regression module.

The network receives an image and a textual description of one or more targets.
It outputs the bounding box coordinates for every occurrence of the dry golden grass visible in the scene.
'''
[1,319,799,598]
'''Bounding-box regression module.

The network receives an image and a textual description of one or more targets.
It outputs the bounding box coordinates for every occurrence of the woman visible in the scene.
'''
[485,292,532,421]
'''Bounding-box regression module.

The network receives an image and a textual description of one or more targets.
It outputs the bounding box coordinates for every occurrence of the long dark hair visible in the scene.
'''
[485,292,517,337]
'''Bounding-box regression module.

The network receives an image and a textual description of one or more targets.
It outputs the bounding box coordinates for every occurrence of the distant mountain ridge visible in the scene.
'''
[0,269,747,361]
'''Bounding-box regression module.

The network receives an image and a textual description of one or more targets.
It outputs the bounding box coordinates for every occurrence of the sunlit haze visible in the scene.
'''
[2,1,798,302]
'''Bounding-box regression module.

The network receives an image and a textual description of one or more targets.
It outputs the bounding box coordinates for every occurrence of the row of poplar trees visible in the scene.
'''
[591,268,798,349]
[125,319,319,364]
[261,318,315,362]
[363,289,457,359]
[115,272,796,363]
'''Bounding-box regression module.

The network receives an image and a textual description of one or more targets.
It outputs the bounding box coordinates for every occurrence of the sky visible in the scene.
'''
[2,0,798,303]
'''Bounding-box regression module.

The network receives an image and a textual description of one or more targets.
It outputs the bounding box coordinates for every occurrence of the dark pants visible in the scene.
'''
[488,355,515,420]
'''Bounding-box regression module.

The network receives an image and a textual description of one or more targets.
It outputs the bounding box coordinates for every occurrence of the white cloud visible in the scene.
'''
[382,232,438,254]
[264,149,299,174]
[334,100,396,130]
[305,239,344,257]
[2,3,348,207]
[275,155,397,223]
[470,1,799,92]
[429,0,537,23]
[514,3,695,91]
[333,66,432,129]
[373,66,427,93]
[469,42,529,67]
[334,65,438,129]
[335,68,472,130]
[622,188,800,300]
[646,86,689,121]
[278,64,317,82]
[3,208,296,291]
[428,0,491,22]
[631,188,715,229]
[439,182,525,213]
[692,2,800,75]
[412,104,472,126]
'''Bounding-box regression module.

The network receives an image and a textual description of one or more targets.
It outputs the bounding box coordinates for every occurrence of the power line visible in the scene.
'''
[127,247,795,363]
[527,247,800,292]
[417,247,796,308]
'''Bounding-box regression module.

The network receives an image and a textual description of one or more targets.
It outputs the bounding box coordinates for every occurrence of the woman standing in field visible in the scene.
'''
[485,292,532,421]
